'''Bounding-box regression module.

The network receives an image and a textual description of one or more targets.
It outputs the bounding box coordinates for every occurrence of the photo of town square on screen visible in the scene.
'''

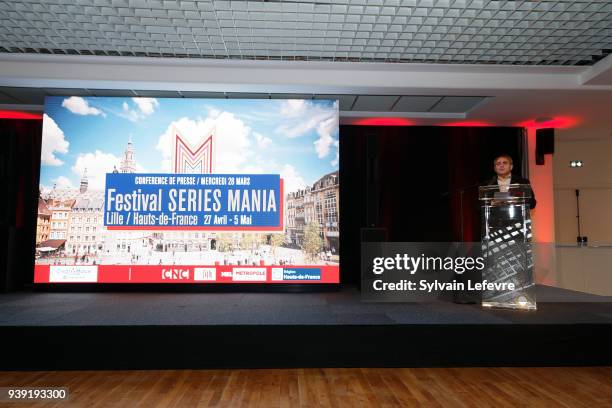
[34,96,339,284]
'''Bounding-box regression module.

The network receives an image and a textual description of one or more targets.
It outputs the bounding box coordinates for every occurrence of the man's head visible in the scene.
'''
[494,154,513,178]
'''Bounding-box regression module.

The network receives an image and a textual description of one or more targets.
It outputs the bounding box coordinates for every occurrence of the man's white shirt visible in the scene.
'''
[497,176,511,192]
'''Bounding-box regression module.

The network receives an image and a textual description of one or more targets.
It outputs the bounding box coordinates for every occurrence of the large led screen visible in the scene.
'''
[34,97,339,284]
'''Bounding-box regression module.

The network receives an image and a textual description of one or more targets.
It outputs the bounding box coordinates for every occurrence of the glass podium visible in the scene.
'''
[479,184,537,310]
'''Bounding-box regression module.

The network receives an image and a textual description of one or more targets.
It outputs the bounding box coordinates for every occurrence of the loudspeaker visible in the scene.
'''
[536,128,554,165]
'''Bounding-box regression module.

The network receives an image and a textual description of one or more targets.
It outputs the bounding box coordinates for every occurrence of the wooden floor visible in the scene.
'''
[1,367,611,407]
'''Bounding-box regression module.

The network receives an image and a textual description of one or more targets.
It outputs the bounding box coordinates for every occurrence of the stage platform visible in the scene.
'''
[1,285,611,370]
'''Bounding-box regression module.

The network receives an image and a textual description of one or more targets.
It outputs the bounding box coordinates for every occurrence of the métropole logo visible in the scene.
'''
[232,267,267,281]
[161,268,190,280]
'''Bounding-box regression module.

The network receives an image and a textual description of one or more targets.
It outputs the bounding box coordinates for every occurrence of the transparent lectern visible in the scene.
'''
[479,184,537,310]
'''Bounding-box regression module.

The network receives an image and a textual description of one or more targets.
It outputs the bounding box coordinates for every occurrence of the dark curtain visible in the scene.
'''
[339,125,524,285]
[0,119,42,292]
[338,126,367,286]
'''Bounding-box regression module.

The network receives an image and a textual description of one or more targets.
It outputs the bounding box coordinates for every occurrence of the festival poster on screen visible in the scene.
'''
[34,97,339,284]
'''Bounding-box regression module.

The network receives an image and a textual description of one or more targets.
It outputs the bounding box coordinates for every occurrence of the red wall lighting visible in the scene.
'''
[517,116,579,130]
[353,117,414,126]
[441,121,492,127]
[0,110,43,120]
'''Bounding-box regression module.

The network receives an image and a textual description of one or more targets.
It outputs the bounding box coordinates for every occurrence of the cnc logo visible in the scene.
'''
[161,268,190,280]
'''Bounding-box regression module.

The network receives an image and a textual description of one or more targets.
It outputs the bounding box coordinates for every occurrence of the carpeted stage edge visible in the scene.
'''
[1,286,611,370]
[3,324,612,370]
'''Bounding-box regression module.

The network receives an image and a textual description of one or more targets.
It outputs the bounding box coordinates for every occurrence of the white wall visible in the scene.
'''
[553,123,612,295]
[554,135,612,245]
[556,246,612,296]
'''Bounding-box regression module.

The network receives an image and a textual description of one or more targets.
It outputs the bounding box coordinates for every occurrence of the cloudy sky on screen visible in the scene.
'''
[41,96,339,194]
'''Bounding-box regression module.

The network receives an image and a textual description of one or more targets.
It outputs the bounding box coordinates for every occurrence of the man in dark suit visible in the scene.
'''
[485,154,536,209]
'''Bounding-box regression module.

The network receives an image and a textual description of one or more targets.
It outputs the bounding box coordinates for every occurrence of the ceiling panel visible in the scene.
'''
[0,87,494,115]
[314,95,355,111]
[352,95,399,111]
[0,90,20,104]
[180,91,227,99]
[392,96,442,112]
[133,90,182,98]
[0,87,47,104]
[0,1,609,65]
[429,96,487,113]
[88,89,137,97]
[270,94,313,100]
[226,92,270,99]
[45,88,92,96]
